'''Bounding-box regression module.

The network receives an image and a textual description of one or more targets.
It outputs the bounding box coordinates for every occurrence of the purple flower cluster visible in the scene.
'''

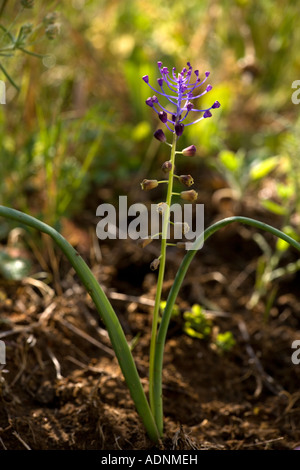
[143,61,220,137]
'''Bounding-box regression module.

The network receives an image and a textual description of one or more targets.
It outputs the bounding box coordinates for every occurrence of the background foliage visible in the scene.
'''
[0,0,299,241]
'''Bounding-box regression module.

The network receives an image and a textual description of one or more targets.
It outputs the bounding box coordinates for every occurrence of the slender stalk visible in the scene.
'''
[153,215,300,434]
[148,132,177,428]
[0,62,20,91]
[0,205,160,443]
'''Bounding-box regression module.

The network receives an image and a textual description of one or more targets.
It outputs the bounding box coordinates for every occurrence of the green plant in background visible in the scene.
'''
[215,331,236,353]
[216,148,281,200]
[0,0,59,91]
[246,118,300,313]
[183,304,212,339]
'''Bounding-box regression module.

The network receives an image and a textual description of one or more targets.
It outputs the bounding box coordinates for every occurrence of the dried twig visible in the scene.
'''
[58,317,114,357]
[12,431,31,450]
[238,320,283,397]
[46,346,63,379]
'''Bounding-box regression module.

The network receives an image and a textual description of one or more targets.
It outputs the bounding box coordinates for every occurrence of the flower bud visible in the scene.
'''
[161,161,172,173]
[150,258,160,271]
[203,110,212,118]
[141,179,158,191]
[156,202,168,215]
[175,123,184,136]
[43,12,58,26]
[181,190,198,202]
[176,242,187,249]
[19,23,33,39]
[138,237,153,248]
[21,0,34,8]
[159,111,168,123]
[182,145,196,157]
[146,97,154,107]
[179,175,194,187]
[212,100,221,109]
[45,23,60,40]
[154,129,166,142]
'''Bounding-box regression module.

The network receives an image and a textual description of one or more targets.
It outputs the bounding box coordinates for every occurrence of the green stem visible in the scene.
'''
[0,205,159,443]
[0,62,20,91]
[153,215,300,433]
[148,132,177,430]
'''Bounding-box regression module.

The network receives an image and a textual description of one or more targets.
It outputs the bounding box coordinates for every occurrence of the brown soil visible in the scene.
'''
[1,193,300,450]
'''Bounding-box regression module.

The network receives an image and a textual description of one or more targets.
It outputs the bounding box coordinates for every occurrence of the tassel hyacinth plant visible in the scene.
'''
[1,61,300,443]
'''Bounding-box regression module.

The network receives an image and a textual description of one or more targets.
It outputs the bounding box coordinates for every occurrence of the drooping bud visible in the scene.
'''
[159,111,168,123]
[203,110,212,118]
[179,175,194,187]
[175,123,184,136]
[141,179,159,191]
[206,85,212,92]
[180,189,198,202]
[150,258,160,271]
[182,145,196,157]
[142,75,149,83]
[157,78,163,86]
[161,161,172,173]
[154,129,166,142]
[138,237,153,248]
[212,100,221,108]
[146,97,154,107]
[205,71,210,77]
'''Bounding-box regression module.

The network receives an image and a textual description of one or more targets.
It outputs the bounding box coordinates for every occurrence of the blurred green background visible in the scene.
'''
[1,0,300,228]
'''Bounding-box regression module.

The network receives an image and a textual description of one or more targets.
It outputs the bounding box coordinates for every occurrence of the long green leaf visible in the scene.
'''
[0,205,159,443]
[153,216,300,434]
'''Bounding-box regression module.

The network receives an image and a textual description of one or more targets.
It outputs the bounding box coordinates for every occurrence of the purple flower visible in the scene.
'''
[143,61,220,137]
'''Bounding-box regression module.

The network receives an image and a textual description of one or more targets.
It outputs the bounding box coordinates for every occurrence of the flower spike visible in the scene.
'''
[142,61,220,137]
